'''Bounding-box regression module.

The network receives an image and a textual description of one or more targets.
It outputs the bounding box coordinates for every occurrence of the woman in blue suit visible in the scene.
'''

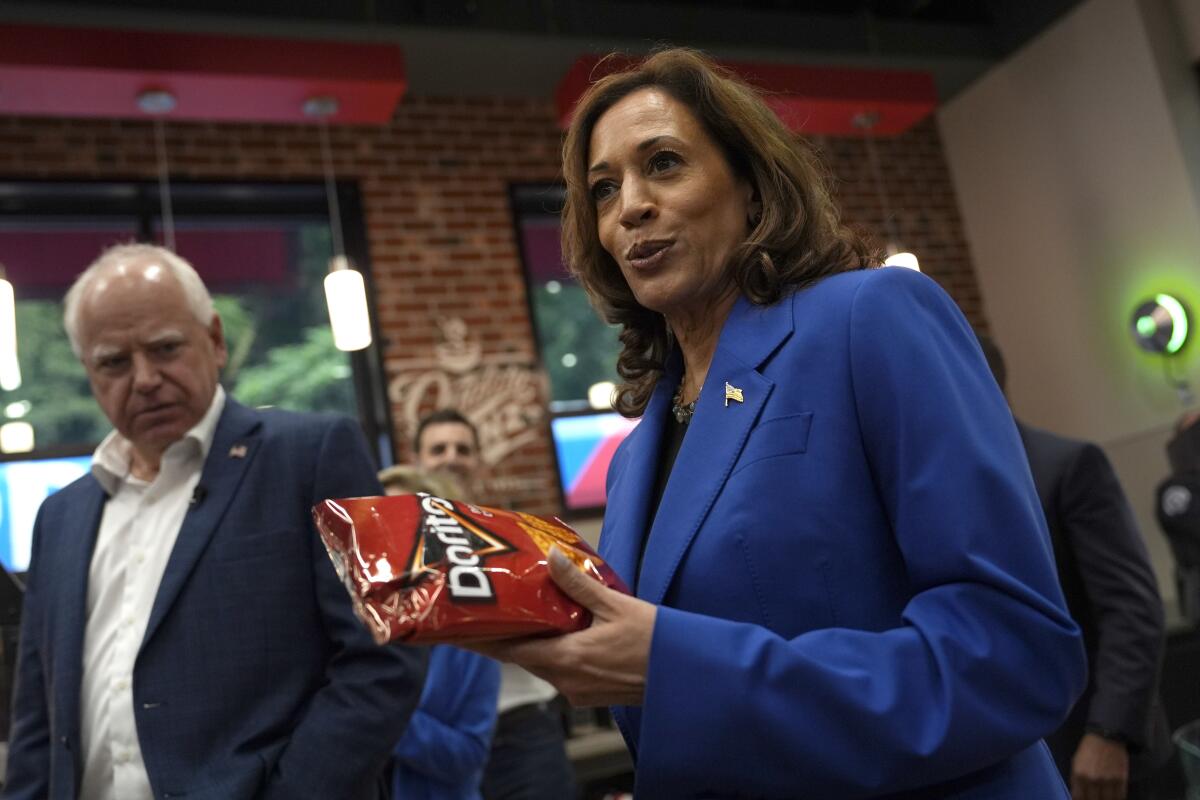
[484,48,1086,798]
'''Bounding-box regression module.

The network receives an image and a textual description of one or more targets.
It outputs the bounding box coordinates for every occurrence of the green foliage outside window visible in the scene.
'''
[530,282,621,407]
[12,300,108,445]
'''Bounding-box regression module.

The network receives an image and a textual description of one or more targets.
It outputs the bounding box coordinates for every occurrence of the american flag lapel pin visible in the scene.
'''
[229,444,248,459]
[724,381,744,407]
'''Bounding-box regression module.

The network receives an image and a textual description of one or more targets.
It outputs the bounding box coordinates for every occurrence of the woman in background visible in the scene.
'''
[480,48,1086,798]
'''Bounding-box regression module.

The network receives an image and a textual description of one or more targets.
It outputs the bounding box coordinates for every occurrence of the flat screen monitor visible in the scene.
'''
[550,412,639,512]
[0,454,91,572]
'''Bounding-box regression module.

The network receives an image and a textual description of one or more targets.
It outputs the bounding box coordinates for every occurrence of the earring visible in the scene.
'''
[749,204,763,226]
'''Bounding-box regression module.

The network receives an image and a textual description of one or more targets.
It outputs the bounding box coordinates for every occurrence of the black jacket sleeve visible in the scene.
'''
[1058,442,1165,747]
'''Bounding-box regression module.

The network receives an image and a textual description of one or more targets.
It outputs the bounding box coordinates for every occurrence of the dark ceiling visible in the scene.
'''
[0,0,1084,101]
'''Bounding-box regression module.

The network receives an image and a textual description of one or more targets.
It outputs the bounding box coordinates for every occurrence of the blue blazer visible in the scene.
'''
[392,645,500,800]
[599,268,1087,799]
[4,400,427,800]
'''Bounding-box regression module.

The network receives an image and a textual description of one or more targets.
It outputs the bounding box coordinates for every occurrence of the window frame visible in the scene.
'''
[510,182,637,517]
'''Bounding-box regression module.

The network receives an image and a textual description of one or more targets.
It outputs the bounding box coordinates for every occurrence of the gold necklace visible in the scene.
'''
[671,381,697,424]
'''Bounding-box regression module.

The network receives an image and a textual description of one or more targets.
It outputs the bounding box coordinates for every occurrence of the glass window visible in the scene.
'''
[163,218,358,418]
[512,185,622,412]
[0,180,390,571]
[0,219,137,446]
[511,184,637,514]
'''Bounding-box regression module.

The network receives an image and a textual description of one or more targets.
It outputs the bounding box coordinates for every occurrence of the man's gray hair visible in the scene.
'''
[63,243,215,357]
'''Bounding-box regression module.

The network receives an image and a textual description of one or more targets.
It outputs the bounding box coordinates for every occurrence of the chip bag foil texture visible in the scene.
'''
[314,493,629,644]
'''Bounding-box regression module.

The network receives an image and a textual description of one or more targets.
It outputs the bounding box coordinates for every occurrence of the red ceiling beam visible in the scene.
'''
[0,24,406,125]
[556,55,937,137]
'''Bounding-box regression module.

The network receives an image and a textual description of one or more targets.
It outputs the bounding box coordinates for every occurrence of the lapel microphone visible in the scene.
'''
[190,485,208,506]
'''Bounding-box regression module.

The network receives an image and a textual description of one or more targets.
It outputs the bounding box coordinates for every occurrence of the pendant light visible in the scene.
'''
[0,420,34,453]
[0,265,20,391]
[854,111,920,271]
[138,89,178,251]
[306,96,373,352]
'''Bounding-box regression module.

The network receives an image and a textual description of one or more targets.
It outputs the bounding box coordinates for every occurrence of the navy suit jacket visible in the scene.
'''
[4,400,427,800]
[599,267,1087,799]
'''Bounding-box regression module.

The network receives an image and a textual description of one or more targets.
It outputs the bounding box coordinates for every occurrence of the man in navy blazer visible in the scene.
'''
[3,244,426,800]
[977,334,1172,799]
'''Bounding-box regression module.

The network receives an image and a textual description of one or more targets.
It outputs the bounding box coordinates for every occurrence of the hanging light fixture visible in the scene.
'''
[0,420,34,453]
[0,265,21,391]
[306,95,373,352]
[854,111,920,272]
[137,88,177,251]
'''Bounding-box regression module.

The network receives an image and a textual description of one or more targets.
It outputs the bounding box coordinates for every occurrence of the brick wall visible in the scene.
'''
[0,100,980,516]
[818,121,982,320]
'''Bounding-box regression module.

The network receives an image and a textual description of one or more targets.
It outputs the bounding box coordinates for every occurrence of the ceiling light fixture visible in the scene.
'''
[306,96,373,352]
[136,89,177,115]
[137,88,177,251]
[0,265,21,391]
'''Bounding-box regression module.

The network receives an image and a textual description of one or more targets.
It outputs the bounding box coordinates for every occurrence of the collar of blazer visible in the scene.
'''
[600,291,795,603]
[141,399,263,648]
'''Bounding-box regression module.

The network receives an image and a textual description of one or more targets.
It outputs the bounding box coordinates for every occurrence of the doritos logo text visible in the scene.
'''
[406,494,515,602]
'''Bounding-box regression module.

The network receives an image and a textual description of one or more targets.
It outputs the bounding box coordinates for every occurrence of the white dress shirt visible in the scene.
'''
[79,387,225,800]
[496,664,558,714]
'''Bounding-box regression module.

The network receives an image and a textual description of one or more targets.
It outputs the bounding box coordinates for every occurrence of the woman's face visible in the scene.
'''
[587,87,754,323]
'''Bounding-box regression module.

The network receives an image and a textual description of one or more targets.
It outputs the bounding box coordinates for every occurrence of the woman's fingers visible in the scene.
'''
[546,546,615,616]
[459,548,656,706]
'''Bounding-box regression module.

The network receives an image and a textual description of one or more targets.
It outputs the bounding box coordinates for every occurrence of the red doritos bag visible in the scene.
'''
[313,493,629,645]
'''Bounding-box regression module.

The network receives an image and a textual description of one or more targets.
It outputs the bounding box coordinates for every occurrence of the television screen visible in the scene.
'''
[0,455,91,572]
[550,412,639,511]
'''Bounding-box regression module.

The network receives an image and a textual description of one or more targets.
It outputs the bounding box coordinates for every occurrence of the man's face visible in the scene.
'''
[415,422,480,483]
[77,258,227,462]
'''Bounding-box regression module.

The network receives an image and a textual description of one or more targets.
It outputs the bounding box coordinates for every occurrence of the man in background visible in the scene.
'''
[413,409,577,799]
[378,464,501,800]
[4,244,425,800]
[978,333,1173,800]
[1156,409,1200,627]
[412,408,485,494]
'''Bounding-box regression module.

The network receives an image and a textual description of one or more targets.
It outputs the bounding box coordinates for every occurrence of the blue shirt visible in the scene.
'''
[393,645,501,800]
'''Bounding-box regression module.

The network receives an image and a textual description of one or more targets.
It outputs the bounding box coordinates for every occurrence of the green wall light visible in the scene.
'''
[1136,315,1158,337]
[1131,293,1190,355]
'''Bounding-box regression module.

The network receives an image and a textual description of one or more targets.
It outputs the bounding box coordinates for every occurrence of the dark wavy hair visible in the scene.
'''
[561,47,877,417]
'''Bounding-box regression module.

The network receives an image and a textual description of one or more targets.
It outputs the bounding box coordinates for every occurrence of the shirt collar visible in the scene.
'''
[91,385,227,494]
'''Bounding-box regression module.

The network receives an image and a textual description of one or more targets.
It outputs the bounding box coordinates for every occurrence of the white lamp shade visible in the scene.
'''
[0,279,20,391]
[324,268,372,352]
[0,420,34,453]
[884,251,921,271]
